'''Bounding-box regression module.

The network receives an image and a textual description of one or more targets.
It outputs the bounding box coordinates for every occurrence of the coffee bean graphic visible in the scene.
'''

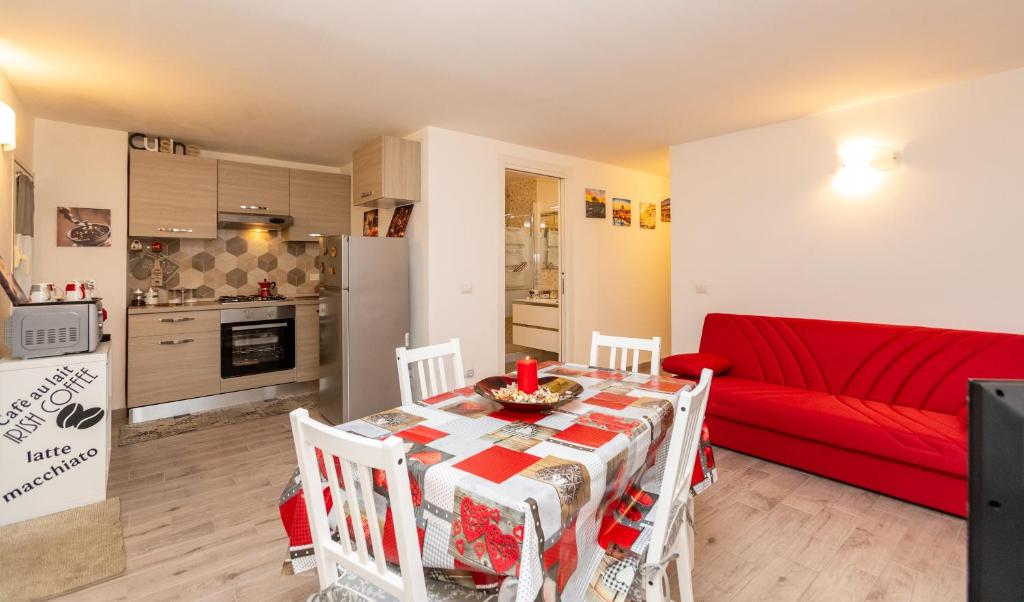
[56,403,85,428]
[76,407,105,429]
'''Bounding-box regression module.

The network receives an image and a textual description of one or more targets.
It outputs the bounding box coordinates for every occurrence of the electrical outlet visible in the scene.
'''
[465,368,475,378]
[309,271,320,281]
[694,283,710,294]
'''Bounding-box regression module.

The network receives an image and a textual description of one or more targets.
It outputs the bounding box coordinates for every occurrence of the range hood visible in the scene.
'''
[217,212,294,230]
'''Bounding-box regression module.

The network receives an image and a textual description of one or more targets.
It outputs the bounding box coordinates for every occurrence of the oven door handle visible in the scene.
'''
[229,322,289,332]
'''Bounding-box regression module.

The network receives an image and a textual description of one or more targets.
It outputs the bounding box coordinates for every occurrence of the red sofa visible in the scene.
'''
[667,313,1024,517]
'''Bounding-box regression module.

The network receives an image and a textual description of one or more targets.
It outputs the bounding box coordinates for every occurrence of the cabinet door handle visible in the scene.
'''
[360,191,373,198]
[159,338,194,345]
[157,227,193,233]
[239,204,269,211]
[159,317,195,323]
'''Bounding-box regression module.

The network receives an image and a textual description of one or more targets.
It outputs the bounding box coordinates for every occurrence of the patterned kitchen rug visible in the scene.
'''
[0,497,125,601]
[118,393,319,446]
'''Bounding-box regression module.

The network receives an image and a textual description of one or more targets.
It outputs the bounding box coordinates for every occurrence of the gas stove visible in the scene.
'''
[217,294,287,304]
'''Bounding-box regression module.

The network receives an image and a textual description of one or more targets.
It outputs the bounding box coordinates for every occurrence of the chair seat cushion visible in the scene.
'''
[315,567,499,602]
[707,376,967,476]
[662,352,733,378]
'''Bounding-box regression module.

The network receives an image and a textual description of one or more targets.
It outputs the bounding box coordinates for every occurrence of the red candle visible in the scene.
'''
[517,356,539,394]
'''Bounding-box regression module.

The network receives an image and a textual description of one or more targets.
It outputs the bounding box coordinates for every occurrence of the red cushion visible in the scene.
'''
[707,376,967,476]
[662,352,732,378]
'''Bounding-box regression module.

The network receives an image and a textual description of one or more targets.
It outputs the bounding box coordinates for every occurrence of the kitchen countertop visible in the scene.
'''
[513,297,559,307]
[128,296,319,314]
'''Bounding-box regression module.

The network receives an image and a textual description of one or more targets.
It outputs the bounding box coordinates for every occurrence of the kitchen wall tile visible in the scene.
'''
[226,236,247,256]
[257,252,277,272]
[237,253,257,272]
[225,268,248,289]
[287,268,306,286]
[127,230,318,298]
[192,251,215,272]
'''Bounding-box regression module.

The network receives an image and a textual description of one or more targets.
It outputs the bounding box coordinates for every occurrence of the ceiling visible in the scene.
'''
[2,1,1023,175]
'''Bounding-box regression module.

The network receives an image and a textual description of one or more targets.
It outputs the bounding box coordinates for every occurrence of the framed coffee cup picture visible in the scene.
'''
[57,207,112,247]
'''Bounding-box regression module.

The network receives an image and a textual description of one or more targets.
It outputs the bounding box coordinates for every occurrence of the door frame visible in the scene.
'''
[498,156,572,367]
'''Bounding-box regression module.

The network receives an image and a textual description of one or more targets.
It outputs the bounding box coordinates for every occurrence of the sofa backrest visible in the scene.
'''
[699,313,1024,414]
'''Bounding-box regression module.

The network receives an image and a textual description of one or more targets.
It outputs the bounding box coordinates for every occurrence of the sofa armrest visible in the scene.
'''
[662,352,732,378]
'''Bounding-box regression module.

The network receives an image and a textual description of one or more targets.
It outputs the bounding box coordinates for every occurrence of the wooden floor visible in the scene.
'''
[60,413,965,601]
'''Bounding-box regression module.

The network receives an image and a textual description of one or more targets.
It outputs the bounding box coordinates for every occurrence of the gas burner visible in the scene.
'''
[217,294,287,304]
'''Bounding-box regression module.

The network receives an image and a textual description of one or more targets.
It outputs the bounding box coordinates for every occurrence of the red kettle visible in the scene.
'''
[257,279,278,299]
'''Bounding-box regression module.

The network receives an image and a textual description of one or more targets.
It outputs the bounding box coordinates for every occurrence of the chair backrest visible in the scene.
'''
[644,368,713,602]
[289,408,425,599]
[589,331,662,375]
[396,338,466,405]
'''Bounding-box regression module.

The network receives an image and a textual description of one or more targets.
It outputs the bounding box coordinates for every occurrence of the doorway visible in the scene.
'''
[504,169,562,371]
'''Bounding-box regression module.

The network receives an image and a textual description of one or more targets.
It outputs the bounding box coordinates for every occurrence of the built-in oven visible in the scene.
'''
[220,305,296,378]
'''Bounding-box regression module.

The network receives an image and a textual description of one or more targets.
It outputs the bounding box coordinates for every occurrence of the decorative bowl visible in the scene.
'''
[474,375,584,412]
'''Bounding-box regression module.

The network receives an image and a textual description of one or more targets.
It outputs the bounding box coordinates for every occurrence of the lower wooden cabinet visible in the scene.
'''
[127,302,319,408]
[127,330,221,407]
[295,303,320,382]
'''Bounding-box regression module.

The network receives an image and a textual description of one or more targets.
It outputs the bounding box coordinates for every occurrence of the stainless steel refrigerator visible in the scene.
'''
[317,235,409,424]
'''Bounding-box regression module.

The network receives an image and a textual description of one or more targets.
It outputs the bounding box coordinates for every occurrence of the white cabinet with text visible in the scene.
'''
[0,343,111,526]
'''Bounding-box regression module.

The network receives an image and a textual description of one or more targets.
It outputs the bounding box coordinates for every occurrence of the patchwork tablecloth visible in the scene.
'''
[279,362,716,601]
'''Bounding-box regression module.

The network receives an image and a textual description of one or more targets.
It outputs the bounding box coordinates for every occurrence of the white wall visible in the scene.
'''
[33,119,129,409]
[420,127,670,377]
[670,67,1024,353]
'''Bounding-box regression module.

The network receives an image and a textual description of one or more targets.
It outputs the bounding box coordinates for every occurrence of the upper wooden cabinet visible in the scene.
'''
[129,150,218,239]
[285,170,351,241]
[352,136,420,207]
[218,160,290,214]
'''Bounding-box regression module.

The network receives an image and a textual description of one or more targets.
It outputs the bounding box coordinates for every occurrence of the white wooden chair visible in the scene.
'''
[642,368,713,602]
[589,331,662,375]
[396,338,466,405]
[290,409,494,602]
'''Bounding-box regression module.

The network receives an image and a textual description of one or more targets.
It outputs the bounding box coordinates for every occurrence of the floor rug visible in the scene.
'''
[119,392,318,446]
[0,497,125,601]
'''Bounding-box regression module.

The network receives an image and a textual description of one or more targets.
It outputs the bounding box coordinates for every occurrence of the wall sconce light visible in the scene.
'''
[832,140,900,197]
[0,101,15,151]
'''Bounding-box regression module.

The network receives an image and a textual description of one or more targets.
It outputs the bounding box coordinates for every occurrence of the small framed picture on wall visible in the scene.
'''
[363,209,379,237]
[585,188,606,218]
[612,198,631,227]
[640,202,656,229]
[57,207,112,247]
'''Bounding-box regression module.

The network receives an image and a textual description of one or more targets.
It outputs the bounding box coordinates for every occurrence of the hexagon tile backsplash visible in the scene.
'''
[127,230,320,299]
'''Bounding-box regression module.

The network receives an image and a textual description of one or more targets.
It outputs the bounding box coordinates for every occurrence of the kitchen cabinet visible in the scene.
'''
[129,149,218,238]
[295,302,320,381]
[285,170,351,240]
[352,136,420,207]
[128,309,220,338]
[127,330,220,407]
[218,160,290,215]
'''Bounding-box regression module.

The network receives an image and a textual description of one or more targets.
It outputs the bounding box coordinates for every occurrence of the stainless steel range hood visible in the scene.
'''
[217,212,294,230]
